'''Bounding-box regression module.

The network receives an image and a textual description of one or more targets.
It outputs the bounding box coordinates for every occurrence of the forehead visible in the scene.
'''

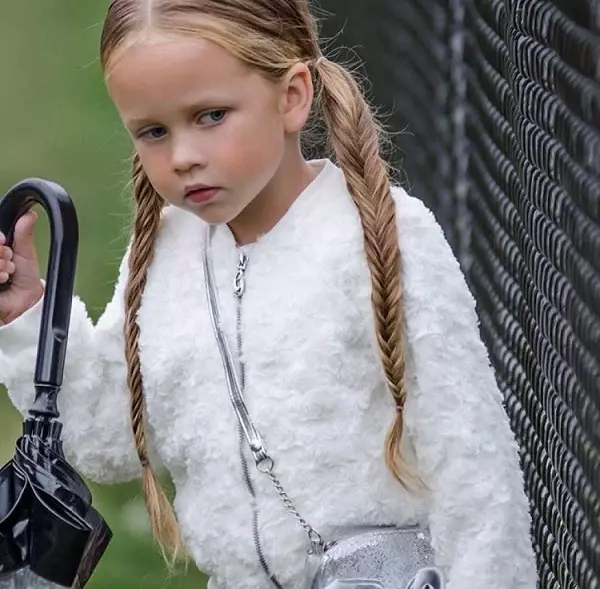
[106,36,271,120]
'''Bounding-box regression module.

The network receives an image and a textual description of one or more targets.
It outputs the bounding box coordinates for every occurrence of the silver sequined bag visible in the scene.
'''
[203,227,445,589]
[306,526,442,589]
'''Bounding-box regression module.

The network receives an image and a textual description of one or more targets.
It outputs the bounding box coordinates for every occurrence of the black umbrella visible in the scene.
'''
[0,179,112,588]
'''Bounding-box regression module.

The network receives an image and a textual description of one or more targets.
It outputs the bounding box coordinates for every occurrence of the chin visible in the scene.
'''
[184,203,239,226]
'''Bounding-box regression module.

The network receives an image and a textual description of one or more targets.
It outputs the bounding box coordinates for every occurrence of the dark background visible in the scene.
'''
[315,1,600,588]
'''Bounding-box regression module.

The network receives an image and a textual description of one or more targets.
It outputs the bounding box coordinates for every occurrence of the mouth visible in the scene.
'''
[184,185,221,204]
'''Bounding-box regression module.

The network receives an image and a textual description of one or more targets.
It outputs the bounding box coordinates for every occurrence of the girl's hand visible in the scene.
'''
[0,211,44,325]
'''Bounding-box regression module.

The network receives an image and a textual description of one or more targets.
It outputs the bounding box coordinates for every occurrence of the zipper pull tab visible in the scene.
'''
[233,251,249,298]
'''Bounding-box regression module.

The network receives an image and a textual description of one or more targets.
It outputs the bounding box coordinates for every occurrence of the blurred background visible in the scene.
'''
[1,1,599,588]
[0,2,208,587]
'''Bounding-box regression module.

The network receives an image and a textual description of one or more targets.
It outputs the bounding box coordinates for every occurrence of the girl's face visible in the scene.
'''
[106,36,290,225]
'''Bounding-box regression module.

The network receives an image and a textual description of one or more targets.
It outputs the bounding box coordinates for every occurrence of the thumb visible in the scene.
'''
[12,210,39,261]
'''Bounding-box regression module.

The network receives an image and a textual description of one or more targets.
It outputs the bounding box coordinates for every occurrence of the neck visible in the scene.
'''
[227,147,318,246]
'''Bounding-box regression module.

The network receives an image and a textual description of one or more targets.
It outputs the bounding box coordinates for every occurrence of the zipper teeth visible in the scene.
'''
[239,428,284,589]
[235,253,284,589]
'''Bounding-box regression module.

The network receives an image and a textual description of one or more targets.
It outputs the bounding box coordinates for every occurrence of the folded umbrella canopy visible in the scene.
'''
[0,179,112,588]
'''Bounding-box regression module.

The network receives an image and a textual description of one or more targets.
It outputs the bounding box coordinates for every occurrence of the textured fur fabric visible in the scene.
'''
[0,160,537,589]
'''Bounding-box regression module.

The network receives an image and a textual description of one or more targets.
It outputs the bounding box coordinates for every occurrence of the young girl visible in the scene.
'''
[0,1,538,588]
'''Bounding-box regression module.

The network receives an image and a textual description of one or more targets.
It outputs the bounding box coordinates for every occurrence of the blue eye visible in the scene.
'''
[199,110,227,125]
[139,126,167,141]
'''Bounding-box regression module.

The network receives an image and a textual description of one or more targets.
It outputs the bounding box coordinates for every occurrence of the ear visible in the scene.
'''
[279,62,314,134]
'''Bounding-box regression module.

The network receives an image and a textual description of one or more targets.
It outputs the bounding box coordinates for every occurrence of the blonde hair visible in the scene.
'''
[100,0,413,562]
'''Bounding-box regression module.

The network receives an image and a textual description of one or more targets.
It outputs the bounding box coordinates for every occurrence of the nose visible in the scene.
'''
[171,131,207,174]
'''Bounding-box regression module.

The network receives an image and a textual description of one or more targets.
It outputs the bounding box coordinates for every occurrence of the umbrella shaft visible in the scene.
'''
[29,384,60,419]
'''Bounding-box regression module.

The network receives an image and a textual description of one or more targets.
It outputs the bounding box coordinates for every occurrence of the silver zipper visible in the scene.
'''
[233,251,284,589]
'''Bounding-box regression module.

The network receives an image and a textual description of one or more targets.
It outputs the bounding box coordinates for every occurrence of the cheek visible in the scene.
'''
[137,148,170,188]
[219,115,284,178]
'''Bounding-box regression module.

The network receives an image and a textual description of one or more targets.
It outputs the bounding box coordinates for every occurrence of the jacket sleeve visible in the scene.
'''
[394,188,538,589]
[0,245,149,484]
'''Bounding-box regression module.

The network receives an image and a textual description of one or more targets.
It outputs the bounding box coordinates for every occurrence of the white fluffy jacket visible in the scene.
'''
[0,160,537,589]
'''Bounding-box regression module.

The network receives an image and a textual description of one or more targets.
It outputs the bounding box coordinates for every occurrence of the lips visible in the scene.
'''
[185,186,220,204]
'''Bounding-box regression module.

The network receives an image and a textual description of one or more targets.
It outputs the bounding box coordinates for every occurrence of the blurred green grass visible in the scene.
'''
[0,3,207,587]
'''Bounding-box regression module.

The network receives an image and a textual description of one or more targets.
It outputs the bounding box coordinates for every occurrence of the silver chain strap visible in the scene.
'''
[264,469,323,546]
[203,225,324,551]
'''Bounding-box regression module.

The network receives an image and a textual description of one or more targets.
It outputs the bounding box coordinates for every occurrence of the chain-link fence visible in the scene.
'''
[316,1,600,587]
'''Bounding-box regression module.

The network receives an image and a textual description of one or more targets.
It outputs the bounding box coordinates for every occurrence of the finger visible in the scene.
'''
[1,246,13,261]
[13,211,38,260]
[0,260,15,275]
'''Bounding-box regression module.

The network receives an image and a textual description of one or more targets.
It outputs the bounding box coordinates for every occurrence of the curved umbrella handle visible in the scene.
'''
[0,178,78,419]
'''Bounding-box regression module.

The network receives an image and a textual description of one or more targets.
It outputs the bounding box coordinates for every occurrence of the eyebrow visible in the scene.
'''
[125,116,163,129]
[124,95,237,128]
